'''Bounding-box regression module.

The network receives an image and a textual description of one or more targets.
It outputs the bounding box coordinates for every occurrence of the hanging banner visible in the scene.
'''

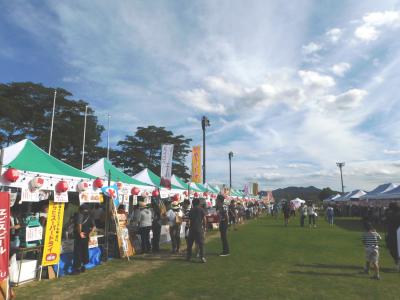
[191,145,202,183]
[42,201,65,267]
[160,144,174,189]
[0,192,10,281]
[79,191,103,204]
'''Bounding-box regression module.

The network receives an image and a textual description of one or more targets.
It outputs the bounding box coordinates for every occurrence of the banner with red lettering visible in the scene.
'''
[0,192,10,280]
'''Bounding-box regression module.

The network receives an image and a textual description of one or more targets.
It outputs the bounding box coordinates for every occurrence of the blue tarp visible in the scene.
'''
[54,247,102,276]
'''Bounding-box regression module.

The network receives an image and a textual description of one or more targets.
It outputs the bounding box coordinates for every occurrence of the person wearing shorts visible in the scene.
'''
[362,222,382,280]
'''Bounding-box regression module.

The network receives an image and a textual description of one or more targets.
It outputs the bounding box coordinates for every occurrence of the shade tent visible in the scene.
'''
[204,183,219,194]
[290,197,305,209]
[369,185,400,200]
[171,175,190,190]
[334,192,352,202]
[359,183,398,200]
[189,182,203,193]
[84,158,152,190]
[323,194,341,203]
[132,168,161,188]
[0,139,95,191]
[348,190,367,200]
[194,182,208,193]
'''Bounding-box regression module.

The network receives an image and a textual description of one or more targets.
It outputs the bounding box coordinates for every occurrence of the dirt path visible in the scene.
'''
[16,228,224,300]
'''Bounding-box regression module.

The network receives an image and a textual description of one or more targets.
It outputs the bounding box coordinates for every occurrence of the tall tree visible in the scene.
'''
[115,126,192,180]
[0,82,105,168]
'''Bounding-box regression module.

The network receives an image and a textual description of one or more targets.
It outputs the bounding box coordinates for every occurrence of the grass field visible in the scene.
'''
[16,215,400,300]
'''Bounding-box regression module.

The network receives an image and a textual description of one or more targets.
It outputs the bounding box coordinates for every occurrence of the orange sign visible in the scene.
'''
[191,146,202,183]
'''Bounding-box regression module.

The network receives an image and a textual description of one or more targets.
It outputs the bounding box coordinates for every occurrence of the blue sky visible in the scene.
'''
[1,0,400,192]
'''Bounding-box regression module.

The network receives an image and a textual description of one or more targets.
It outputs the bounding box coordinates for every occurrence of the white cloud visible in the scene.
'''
[384,149,400,155]
[331,62,351,77]
[178,89,226,114]
[326,28,342,43]
[355,10,400,41]
[329,89,368,110]
[205,76,242,97]
[302,42,322,55]
[298,70,335,90]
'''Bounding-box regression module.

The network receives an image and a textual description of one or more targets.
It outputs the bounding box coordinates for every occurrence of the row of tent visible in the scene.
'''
[323,183,400,204]
[0,139,253,201]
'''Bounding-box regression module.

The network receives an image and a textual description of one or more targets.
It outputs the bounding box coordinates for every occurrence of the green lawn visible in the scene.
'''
[17,215,400,300]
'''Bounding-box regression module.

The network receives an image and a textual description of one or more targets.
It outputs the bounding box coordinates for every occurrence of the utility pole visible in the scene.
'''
[48,90,57,154]
[229,151,233,190]
[336,162,345,194]
[106,113,111,160]
[201,116,210,184]
[81,105,88,169]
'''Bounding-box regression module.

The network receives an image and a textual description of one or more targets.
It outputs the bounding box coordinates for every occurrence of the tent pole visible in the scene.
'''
[49,90,57,155]
[0,148,4,175]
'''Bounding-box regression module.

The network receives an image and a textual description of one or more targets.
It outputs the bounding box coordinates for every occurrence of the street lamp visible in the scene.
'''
[229,151,233,190]
[336,162,345,194]
[201,116,210,184]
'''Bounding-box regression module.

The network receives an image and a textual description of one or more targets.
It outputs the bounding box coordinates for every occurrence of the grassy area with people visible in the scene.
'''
[16,214,399,300]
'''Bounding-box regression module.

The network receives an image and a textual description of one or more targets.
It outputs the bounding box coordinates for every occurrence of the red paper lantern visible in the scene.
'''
[93,178,104,189]
[152,189,159,197]
[173,194,180,202]
[203,192,208,198]
[194,192,199,198]
[117,181,123,189]
[4,168,19,182]
[56,180,68,193]
[131,187,140,196]
[183,191,188,196]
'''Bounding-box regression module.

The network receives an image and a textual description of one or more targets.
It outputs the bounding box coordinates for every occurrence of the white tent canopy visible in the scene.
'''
[359,183,398,201]
[290,197,305,209]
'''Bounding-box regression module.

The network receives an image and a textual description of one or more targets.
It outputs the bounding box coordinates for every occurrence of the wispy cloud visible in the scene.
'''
[1,2,400,191]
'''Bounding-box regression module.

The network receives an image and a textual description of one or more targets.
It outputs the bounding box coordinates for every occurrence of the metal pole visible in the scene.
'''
[0,148,4,175]
[104,169,111,262]
[48,90,57,154]
[336,162,345,194]
[229,155,232,190]
[340,167,344,194]
[106,113,111,160]
[202,125,206,184]
[81,105,88,169]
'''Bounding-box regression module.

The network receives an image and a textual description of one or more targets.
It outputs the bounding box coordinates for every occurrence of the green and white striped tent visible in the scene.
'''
[84,158,152,190]
[132,168,161,188]
[171,175,190,190]
[0,139,95,192]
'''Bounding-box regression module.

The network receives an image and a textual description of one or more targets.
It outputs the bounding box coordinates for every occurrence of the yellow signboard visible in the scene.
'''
[42,201,65,267]
[191,145,202,183]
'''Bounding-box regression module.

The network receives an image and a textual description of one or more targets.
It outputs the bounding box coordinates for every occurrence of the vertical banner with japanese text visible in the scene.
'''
[191,146,202,183]
[0,192,10,281]
[42,201,65,267]
[160,144,174,189]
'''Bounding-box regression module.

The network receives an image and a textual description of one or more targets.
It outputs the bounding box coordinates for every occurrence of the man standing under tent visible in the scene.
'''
[151,197,162,253]
[300,203,307,227]
[72,204,95,275]
[384,202,400,272]
[217,195,230,256]
[186,198,207,263]
[138,201,152,254]
[166,201,183,253]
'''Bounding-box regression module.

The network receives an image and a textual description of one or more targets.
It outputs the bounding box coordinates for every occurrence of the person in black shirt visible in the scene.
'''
[186,198,206,263]
[72,204,95,274]
[217,195,230,256]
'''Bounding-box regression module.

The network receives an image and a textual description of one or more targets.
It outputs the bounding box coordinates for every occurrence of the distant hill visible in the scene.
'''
[272,186,322,202]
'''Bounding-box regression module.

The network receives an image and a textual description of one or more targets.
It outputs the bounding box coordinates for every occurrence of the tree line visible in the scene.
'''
[0,82,192,180]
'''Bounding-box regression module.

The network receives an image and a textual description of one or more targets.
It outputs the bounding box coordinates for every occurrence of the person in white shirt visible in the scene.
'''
[307,203,317,228]
[166,201,184,253]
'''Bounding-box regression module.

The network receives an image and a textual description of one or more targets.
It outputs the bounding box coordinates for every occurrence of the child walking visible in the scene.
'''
[361,222,382,280]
